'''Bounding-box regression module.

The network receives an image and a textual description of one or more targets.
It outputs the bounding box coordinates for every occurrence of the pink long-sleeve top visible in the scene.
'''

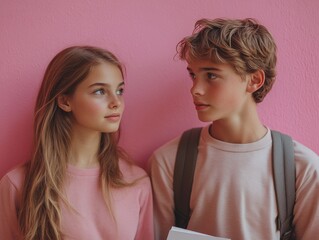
[0,159,154,240]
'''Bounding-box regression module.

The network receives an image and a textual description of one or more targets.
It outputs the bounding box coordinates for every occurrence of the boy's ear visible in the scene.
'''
[246,69,265,93]
[57,94,72,112]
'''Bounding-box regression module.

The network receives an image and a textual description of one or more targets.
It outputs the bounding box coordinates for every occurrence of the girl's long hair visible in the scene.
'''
[18,46,128,240]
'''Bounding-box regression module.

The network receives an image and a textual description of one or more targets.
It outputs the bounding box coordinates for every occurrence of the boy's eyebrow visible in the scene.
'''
[187,67,221,72]
[88,81,125,88]
[201,67,221,71]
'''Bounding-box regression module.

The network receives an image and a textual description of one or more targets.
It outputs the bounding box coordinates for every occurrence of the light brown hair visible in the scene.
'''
[18,46,129,240]
[177,18,277,103]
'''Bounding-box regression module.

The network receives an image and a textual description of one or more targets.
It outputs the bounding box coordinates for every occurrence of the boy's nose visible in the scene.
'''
[190,80,205,96]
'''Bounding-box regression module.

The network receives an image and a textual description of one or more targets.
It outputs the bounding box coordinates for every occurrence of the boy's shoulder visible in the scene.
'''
[152,135,181,158]
[149,133,183,175]
[293,139,319,168]
[151,126,208,163]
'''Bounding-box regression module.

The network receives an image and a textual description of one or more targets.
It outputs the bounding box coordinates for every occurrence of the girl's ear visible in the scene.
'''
[246,69,265,93]
[57,94,72,112]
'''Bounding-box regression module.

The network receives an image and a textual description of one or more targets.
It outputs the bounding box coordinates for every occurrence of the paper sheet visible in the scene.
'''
[167,227,231,240]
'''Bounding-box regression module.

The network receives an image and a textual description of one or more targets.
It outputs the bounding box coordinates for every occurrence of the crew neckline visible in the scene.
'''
[67,164,100,176]
[201,124,272,152]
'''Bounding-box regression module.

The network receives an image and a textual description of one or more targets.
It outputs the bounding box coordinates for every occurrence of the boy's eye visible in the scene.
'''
[189,72,196,80]
[93,89,105,95]
[207,72,217,79]
[116,88,124,96]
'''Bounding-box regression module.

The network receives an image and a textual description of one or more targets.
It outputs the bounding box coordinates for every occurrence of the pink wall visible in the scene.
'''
[1,0,318,177]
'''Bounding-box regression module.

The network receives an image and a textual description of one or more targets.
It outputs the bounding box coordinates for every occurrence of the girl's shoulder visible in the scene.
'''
[0,163,26,191]
[118,158,149,183]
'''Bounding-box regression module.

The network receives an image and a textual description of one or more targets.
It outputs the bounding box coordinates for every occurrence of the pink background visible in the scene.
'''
[1,0,318,178]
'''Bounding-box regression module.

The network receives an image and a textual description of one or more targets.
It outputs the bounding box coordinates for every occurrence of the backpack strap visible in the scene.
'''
[173,127,202,228]
[271,130,296,240]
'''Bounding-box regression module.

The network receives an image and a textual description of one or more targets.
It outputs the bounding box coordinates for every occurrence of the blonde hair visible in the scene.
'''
[177,18,277,103]
[18,46,129,240]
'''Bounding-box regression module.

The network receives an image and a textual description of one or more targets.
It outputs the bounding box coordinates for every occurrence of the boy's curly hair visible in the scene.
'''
[177,18,277,103]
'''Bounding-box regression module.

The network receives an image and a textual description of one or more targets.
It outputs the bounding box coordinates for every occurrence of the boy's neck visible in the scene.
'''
[209,106,267,144]
[209,122,267,144]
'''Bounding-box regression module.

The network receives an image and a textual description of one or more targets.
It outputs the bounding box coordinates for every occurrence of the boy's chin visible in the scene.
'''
[197,114,214,123]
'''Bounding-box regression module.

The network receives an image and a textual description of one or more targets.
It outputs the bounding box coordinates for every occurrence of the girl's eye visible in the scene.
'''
[93,89,105,95]
[116,88,124,96]
[207,72,217,80]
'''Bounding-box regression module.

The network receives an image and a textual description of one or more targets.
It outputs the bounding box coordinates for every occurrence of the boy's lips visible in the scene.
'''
[194,102,210,110]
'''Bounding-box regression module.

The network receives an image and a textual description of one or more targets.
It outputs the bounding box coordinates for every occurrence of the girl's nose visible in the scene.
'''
[109,94,122,109]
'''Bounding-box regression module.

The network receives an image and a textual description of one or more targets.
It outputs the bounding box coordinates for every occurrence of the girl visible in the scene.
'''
[0,46,153,240]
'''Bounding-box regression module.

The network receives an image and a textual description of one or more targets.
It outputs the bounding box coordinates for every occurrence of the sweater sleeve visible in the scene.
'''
[293,142,319,240]
[150,147,176,240]
[135,177,154,240]
[0,174,21,239]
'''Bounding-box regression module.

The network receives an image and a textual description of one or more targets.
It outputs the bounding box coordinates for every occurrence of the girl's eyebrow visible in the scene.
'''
[88,81,125,88]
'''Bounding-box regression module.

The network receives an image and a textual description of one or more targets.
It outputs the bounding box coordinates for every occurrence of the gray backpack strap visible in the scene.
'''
[271,130,296,240]
[173,127,202,229]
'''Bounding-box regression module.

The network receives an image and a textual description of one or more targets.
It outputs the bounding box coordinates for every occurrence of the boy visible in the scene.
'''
[150,18,319,240]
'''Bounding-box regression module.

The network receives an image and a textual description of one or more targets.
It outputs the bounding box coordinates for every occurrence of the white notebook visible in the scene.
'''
[167,227,230,240]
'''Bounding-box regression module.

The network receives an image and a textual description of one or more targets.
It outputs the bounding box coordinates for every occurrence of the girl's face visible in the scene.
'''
[65,61,125,135]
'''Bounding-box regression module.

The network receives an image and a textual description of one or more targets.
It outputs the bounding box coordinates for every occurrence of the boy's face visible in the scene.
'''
[186,58,253,123]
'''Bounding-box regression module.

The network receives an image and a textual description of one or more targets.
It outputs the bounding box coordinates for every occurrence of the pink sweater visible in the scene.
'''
[0,159,154,240]
[150,125,319,240]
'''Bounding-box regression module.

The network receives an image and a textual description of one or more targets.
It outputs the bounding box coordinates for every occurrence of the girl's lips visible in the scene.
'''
[105,114,121,121]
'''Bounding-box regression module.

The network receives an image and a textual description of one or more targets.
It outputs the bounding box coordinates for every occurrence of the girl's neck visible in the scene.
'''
[68,129,101,168]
